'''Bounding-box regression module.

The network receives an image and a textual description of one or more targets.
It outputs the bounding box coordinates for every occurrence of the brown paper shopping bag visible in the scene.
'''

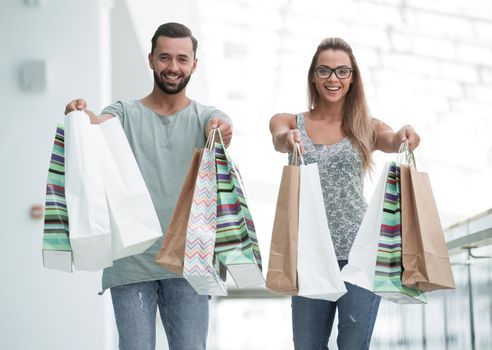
[400,164,455,291]
[266,151,301,295]
[155,149,203,275]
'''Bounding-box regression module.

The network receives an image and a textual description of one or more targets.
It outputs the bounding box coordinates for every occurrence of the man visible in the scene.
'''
[65,22,232,350]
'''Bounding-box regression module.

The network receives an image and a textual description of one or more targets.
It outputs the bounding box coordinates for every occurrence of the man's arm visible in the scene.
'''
[64,98,114,124]
[205,117,233,147]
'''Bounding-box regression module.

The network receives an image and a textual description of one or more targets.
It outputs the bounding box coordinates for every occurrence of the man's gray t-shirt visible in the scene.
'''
[100,99,230,291]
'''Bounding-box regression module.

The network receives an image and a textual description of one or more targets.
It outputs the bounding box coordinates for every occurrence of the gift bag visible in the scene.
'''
[340,163,389,289]
[155,148,203,275]
[64,111,112,271]
[215,136,264,288]
[42,124,73,272]
[400,151,455,291]
[372,163,427,304]
[265,148,301,295]
[183,131,227,296]
[98,118,162,260]
[297,161,347,301]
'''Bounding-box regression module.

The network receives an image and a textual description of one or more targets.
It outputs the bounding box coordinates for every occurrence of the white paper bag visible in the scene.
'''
[340,163,389,289]
[64,111,112,271]
[297,162,347,301]
[98,118,162,260]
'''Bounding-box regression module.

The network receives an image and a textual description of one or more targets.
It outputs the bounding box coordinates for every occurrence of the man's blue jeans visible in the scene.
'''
[292,260,381,350]
[110,278,209,350]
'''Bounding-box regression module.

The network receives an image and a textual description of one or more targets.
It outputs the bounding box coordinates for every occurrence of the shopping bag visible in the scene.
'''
[266,147,301,295]
[155,148,203,275]
[97,118,162,260]
[400,158,455,291]
[214,136,264,288]
[372,163,427,304]
[297,161,347,301]
[183,131,227,296]
[42,124,73,272]
[340,163,389,289]
[64,111,112,270]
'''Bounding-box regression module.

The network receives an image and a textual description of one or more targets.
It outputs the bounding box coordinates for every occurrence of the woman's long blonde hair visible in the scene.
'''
[307,38,375,171]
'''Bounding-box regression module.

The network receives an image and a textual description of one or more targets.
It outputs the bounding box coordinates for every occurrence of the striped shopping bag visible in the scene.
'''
[373,162,426,304]
[183,137,227,296]
[42,124,73,272]
[215,141,264,288]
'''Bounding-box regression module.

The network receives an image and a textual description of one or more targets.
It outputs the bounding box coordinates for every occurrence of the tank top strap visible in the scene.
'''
[295,113,313,147]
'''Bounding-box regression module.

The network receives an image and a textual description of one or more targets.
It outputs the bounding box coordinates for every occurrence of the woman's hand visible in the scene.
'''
[285,129,305,154]
[396,125,420,151]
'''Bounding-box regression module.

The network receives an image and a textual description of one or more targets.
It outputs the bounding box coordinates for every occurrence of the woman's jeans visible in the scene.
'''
[292,260,381,350]
[110,278,209,350]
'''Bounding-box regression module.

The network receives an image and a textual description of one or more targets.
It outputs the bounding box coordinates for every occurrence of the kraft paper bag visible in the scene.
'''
[42,124,73,273]
[98,118,162,260]
[183,133,227,296]
[266,149,301,295]
[297,162,347,301]
[64,111,112,271]
[400,164,455,291]
[155,148,203,275]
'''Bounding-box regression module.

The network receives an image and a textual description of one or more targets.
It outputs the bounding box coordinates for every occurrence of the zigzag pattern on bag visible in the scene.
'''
[43,125,71,251]
[184,148,217,276]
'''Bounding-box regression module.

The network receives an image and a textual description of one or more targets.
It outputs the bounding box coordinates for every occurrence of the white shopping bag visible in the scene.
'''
[98,118,162,260]
[340,163,389,289]
[297,162,347,301]
[64,111,112,271]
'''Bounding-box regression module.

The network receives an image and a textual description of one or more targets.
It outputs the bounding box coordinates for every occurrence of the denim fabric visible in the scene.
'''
[110,278,209,350]
[292,260,381,350]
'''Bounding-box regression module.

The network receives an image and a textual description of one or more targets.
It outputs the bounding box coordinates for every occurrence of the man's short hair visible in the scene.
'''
[151,22,198,57]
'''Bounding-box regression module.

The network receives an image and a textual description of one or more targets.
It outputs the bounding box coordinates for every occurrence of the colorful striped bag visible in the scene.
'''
[183,130,227,296]
[215,134,264,288]
[372,162,426,304]
[42,124,73,272]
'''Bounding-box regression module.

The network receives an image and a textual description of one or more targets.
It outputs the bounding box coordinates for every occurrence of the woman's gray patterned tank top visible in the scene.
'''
[296,113,367,260]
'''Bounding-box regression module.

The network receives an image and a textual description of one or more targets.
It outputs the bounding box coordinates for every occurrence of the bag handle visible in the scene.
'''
[291,142,304,166]
[214,128,249,195]
[205,128,217,151]
[397,141,417,168]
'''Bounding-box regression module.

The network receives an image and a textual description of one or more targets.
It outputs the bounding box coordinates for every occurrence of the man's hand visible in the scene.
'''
[64,98,99,124]
[206,118,233,147]
[64,98,87,115]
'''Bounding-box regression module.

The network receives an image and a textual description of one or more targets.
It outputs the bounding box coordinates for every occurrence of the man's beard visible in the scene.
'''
[153,71,191,94]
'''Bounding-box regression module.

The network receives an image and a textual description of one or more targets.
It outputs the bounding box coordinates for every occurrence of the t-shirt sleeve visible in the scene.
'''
[203,107,232,127]
[101,101,126,126]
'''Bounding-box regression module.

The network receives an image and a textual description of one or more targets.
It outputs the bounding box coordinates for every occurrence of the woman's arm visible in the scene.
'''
[269,113,305,153]
[373,119,420,153]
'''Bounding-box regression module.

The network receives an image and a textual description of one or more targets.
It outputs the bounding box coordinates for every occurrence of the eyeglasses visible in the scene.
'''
[314,65,353,79]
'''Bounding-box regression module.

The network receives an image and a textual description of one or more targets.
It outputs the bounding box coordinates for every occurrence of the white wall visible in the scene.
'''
[0,1,114,349]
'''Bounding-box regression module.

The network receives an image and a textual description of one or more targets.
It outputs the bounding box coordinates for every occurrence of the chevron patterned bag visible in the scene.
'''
[183,130,227,296]
[42,124,73,272]
[155,149,203,275]
[215,138,264,288]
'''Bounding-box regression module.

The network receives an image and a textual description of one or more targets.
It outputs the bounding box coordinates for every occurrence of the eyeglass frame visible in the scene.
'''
[314,65,353,79]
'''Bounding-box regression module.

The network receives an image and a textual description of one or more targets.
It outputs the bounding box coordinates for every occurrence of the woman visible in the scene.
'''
[269,38,420,349]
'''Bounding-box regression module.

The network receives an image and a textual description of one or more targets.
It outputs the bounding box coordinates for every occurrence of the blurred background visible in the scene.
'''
[1,0,491,349]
